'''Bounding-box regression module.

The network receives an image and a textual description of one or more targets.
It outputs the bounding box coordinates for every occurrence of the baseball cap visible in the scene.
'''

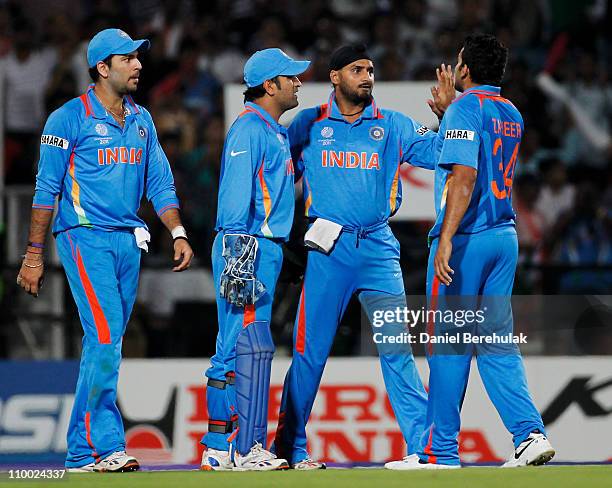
[244,48,310,88]
[87,28,151,68]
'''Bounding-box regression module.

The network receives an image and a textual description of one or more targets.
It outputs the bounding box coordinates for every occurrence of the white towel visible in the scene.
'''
[134,227,151,252]
[304,218,343,253]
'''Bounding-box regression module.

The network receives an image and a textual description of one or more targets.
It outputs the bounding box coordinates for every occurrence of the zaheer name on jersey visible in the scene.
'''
[33,84,179,233]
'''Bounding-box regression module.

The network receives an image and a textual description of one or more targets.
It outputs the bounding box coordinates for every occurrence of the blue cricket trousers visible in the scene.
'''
[419,226,546,466]
[274,223,428,464]
[202,233,283,451]
[56,227,140,468]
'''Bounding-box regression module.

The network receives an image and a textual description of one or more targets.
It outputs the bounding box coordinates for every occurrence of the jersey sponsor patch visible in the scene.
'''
[41,134,69,150]
[416,125,430,136]
[445,129,475,141]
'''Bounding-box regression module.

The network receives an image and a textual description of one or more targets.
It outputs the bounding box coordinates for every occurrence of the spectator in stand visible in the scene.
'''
[536,158,575,232]
[552,182,612,293]
[174,115,225,264]
[0,20,56,183]
[149,37,220,121]
[514,174,546,261]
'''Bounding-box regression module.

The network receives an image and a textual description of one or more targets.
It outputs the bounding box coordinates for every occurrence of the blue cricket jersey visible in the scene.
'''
[33,84,179,233]
[429,85,521,239]
[288,92,441,228]
[215,102,295,241]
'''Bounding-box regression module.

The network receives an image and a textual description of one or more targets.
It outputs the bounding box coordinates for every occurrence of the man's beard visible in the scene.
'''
[121,82,138,95]
[284,94,299,111]
[339,82,372,105]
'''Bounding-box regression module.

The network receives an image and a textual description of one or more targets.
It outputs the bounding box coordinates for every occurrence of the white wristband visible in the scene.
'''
[171,225,187,240]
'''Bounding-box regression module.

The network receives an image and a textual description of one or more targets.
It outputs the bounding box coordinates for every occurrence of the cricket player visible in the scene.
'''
[199,48,310,471]
[16,29,194,472]
[272,44,455,469]
[389,34,555,470]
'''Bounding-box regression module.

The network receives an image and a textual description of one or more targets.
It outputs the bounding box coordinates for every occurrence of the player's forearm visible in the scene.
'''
[159,208,183,233]
[26,209,54,249]
[439,166,477,242]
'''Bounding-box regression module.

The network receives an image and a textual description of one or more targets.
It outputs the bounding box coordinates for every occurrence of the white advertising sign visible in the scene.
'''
[114,357,611,465]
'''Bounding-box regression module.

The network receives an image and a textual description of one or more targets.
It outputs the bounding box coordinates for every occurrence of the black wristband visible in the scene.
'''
[173,236,189,243]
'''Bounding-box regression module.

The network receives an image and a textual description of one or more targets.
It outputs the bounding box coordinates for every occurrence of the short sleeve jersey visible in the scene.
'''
[429,85,522,239]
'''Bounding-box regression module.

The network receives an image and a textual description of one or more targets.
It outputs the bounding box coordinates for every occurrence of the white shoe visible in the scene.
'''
[502,432,555,468]
[291,458,326,470]
[384,453,460,470]
[200,447,234,471]
[66,462,95,473]
[93,451,140,472]
[233,442,289,471]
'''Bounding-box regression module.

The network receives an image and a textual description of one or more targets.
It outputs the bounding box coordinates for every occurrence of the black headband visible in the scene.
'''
[329,44,372,70]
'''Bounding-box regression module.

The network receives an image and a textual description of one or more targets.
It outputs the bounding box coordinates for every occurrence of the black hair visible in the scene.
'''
[243,76,281,103]
[461,34,508,86]
[88,54,114,82]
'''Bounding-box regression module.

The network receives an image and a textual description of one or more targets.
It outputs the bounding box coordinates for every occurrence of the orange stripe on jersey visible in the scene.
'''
[258,161,273,235]
[314,104,328,122]
[245,106,272,128]
[304,177,313,217]
[243,304,255,328]
[69,153,80,208]
[126,95,140,113]
[84,411,99,459]
[475,94,513,107]
[76,247,111,344]
[426,276,441,357]
[79,93,92,117]
[440,176,452,208]
[295,283,306,354]
[389,163,400,213]
[424,424,437,464]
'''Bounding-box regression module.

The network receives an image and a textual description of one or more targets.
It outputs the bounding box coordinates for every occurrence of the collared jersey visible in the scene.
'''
[289,93,441,227]
[215,102,295,241]
[429,85,521,239]
[33,84,179,233]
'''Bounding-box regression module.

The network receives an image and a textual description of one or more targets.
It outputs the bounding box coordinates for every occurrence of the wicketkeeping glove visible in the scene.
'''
[219,234,266,307]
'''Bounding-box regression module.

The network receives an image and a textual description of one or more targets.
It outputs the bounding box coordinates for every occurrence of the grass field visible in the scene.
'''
[3,466,612,488]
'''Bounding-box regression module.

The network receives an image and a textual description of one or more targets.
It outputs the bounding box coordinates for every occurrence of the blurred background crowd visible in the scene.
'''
[1,0,610,359]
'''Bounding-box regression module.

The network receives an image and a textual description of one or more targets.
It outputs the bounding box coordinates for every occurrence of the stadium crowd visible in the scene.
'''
[1,0,610,357]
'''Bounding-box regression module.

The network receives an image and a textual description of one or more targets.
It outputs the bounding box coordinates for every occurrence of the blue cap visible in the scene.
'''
[244,48,310,88]
[87,28,150,68]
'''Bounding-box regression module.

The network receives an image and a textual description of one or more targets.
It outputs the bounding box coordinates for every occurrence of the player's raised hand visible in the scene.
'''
[16,256,45,297]
[434,238,454,286]
[172,238,194,272]
[427,63,456,118]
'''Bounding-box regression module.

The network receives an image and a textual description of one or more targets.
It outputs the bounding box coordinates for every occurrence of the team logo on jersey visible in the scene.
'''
[445,129,475,141]
[416,125,430,136]
[369,126,384,141]
[138,126,147,138]
[41,134,69,150]
[321,126,334,138]
[95,123,108,136]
